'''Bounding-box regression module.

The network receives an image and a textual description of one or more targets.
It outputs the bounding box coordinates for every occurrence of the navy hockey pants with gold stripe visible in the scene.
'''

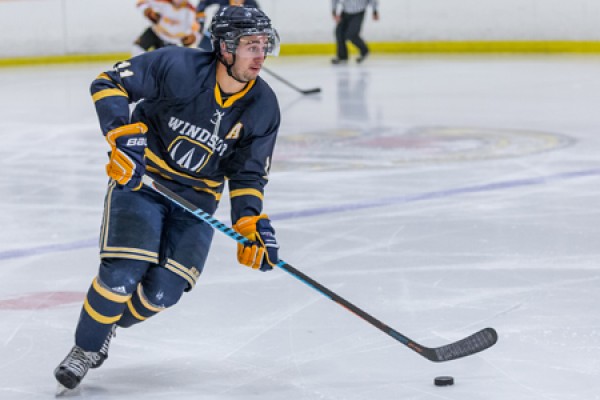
[74,181,216,352]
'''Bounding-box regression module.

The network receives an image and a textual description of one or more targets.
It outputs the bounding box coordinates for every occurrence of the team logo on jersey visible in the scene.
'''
[167,115,229,173]
[211,110,225,125]
[169,139,209,171]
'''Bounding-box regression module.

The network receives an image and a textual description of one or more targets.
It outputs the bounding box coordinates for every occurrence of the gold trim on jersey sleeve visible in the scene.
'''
[96,73,112,81]
[92,88,128,103]
[95,73,127,94]
[230,188,264,200]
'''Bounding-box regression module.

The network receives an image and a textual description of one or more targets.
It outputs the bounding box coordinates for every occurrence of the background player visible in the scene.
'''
[54,6,282,392]
[133,0,199,56]
[196,0,261,50]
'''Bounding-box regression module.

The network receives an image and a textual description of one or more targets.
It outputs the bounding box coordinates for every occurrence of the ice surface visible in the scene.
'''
[1,54,600,399]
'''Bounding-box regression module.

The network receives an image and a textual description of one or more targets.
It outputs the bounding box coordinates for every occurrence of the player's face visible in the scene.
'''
[229,35,268,81]
[236,35,271,59]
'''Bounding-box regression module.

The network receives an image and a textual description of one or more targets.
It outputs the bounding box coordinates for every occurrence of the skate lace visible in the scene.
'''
[64,347,92,376]
[99,326,116,356]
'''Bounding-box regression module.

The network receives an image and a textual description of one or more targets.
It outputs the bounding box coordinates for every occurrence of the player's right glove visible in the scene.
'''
[144,8,161,24]
[105,122,148,191]
[233,214,279,272]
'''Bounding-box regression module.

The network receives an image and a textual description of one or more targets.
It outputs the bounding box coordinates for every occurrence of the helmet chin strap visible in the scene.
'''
[217,53,248,84]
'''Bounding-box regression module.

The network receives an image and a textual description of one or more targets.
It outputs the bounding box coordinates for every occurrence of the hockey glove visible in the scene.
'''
[144,8,161,24]
[181,33,196,46]
[105,122,148,191]
[233,214,279,272]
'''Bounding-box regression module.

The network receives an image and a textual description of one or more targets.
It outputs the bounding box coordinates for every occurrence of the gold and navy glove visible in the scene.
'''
[105,122,148,191]
[233,214,279,272]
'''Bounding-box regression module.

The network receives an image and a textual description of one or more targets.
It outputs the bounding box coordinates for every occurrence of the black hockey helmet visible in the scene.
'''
[209,6,280,56]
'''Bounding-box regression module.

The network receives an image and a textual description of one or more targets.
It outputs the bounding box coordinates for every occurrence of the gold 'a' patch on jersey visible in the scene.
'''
[225,122,243,140]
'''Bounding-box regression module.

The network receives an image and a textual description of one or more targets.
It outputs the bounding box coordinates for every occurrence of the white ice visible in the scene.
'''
[1,54,600,399]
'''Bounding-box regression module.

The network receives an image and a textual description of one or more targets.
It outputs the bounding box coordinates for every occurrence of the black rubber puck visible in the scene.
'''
[434,376,454,386]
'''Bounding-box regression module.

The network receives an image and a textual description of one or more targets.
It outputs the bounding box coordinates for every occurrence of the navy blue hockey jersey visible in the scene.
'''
[90,46,280,223]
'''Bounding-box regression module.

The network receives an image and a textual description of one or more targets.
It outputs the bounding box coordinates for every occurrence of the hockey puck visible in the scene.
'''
[434,376,454,386]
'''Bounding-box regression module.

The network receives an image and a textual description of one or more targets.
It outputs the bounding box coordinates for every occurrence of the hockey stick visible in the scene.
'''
[142,175,498,362]
[262,66,322,95]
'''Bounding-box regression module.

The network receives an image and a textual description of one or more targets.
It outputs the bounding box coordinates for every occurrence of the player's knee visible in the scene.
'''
[141,268,188,308]
[143,287,183,308]
[98,258,149,295]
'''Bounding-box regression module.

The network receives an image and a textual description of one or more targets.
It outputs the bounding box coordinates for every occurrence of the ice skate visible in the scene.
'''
[54,346,95,391]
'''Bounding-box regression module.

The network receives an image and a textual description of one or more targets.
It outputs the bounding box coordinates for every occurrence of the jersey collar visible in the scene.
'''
[214,80,256,108]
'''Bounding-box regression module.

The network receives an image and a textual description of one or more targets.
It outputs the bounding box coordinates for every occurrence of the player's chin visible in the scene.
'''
[247,67,262,79]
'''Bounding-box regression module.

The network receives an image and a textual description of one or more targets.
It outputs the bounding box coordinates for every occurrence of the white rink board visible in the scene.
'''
[2,0,600,57]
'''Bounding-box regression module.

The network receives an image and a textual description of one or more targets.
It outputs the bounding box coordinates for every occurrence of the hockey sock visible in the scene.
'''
[75,277,130,352]
[117,284,164,328]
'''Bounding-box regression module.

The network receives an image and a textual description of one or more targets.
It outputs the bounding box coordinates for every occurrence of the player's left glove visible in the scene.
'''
[233,214,279,272]
[181,33,196,46]
[105,122,148,191]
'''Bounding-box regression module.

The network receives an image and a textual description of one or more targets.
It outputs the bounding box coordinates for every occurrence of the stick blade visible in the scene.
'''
[425,327,498,362]
[302,88,321,95]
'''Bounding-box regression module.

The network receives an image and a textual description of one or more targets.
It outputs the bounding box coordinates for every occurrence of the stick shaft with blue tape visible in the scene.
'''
[142,174,497,362]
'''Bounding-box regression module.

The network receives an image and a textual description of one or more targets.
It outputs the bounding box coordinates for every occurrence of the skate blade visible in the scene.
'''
[55,382,80,397]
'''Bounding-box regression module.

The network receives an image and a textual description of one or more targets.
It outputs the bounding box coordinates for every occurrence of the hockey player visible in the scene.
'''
[133,0,199,56]
[54,6,281,391]
[196,0,261,50]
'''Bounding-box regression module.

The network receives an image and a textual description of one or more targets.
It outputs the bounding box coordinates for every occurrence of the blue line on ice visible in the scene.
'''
[2,168,599,261]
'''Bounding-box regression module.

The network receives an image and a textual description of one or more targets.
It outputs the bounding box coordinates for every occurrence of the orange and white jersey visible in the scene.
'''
[137,0,199,46]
